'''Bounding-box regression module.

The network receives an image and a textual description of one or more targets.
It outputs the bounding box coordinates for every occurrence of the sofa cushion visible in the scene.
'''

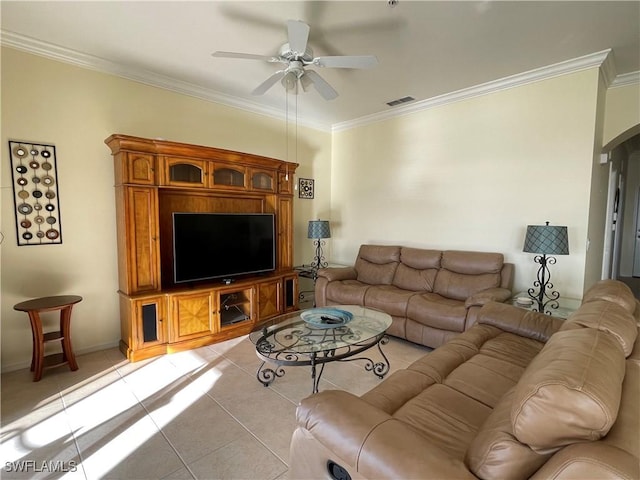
[391,248,441,291]
[441,251,504,275]
[407,293,467,332]
[445,353,526,408]
[582,279,636,314]
[560,299,638,357]
[364,285,416,317]
[326,279,372,305]
[434,269,501,302]
[511,328,625,453]
[393,383,492,460]
[393,263,438,292]
[465,387,551,480]
[434,251,503,301]
[354,245,400,285]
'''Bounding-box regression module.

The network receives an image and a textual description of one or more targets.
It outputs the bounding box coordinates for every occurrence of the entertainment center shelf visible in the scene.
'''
[106,134,299,361]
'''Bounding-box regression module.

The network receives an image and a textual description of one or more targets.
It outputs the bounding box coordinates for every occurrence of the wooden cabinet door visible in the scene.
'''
[258,280,281,320]
[170,291,216,342]
[124,186,160,294]
[250,169,275,192]
[278,171,294,194]
[210,164,247,190]
[162,157,207,187]
[133,295,167,349]
[126,153,156,185]
[277,196,294,269]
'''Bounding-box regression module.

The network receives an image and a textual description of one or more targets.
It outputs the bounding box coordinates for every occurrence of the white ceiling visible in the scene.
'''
[2,1,639,130]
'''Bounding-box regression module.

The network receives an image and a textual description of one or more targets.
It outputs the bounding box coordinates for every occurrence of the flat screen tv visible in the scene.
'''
[172,212,276,284]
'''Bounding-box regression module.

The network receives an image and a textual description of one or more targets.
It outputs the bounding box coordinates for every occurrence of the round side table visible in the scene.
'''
[14,295,82,381]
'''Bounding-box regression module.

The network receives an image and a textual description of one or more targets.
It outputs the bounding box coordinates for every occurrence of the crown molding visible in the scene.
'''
[2,31,632,134]
[610,71,640,88]
[1,30,333,132]
[333,49,613,132]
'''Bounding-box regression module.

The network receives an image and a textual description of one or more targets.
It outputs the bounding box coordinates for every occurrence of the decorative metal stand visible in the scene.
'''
[527,253,560,314]
[310,239,328,269]
[254,323,391,394]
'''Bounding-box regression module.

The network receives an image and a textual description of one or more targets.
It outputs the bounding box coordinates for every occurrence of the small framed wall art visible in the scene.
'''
[9,140,63,246]
[298,178,314,199]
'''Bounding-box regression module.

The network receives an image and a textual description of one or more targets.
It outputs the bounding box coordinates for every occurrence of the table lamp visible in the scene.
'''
[308,220,331,269]
[523,221,569,314]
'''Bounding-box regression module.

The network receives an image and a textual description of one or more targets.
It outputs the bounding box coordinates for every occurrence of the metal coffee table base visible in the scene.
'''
[255,334,391,394]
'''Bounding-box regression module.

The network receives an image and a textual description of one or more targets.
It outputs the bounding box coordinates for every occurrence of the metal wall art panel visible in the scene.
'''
[9,141,63,246]
[298,178,314,199]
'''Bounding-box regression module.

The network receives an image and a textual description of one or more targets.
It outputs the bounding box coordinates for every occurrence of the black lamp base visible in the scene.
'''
[310,239,328,270]
[527,254,561,314]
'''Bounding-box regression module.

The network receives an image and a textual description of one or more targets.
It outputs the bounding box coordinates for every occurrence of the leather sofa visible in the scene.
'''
[315,245,514,348]
[290,279,639,480]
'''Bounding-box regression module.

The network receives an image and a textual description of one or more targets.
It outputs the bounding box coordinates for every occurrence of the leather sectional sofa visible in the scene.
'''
[315,245,514,348]
[290,279,639,479]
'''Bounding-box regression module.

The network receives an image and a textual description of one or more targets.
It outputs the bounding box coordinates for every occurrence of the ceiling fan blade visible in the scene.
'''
[287,19,310,55]
[312,55,379,69]
[252,70,285,95]
[212,51,281,63]
[303,70,338,100]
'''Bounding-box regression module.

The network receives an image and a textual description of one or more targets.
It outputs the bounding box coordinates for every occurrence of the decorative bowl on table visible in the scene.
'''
[301,308,353,328]
[515,296,534,306]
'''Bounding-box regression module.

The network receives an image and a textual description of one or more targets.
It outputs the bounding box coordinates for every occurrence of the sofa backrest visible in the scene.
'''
[434,251,504,301]
[392,247,441,291]
[582,278,637,314]
[354,245,401,285]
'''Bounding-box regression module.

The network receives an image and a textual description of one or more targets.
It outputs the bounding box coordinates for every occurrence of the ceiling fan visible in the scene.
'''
[211,19,378,100]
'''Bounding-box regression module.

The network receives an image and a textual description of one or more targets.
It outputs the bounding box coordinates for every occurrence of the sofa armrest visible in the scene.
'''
[530,443,639,480]
[465,287,512,308]
[478,301,563,342]
[316,266,357,282]
[296,390,475,480]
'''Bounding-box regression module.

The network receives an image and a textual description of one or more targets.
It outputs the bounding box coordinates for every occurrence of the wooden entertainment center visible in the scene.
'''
[106,134,299,361]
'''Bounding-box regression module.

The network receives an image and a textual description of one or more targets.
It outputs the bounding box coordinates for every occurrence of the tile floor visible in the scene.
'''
[1,335,429,479]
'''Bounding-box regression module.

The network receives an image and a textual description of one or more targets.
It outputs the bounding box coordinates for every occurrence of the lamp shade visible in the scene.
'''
[308,220,331,239]
[523,223,569,255]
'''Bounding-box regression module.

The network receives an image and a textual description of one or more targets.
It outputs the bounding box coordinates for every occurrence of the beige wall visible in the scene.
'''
[602,83,640,277]
[330,69,602,300]
[3,46,638,372]
[583,74,611,289]
[1,48,331,371]
[603,83,640,147]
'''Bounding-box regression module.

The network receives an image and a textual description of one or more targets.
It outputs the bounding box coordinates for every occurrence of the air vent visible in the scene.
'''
[386,96,415,107]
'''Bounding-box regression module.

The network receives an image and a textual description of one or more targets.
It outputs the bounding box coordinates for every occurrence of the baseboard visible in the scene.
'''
[1,341,120,373]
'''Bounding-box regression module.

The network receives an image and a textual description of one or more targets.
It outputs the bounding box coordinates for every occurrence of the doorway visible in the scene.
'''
[604,132,640,297]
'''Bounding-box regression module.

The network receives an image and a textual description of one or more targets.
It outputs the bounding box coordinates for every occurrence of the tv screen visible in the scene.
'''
[172,212,276,283]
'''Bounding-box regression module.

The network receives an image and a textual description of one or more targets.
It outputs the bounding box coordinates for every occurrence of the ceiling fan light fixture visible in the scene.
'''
[300,74,313,92]
[281,71,298,91]
[211,19,377,100]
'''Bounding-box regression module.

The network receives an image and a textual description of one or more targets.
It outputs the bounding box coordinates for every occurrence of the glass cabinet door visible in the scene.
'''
[212,166,246,188]
[164,158,206,187]
[251,171,275,192]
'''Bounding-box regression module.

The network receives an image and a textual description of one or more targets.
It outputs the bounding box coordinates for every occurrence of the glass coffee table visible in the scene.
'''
[249,305,392,393]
